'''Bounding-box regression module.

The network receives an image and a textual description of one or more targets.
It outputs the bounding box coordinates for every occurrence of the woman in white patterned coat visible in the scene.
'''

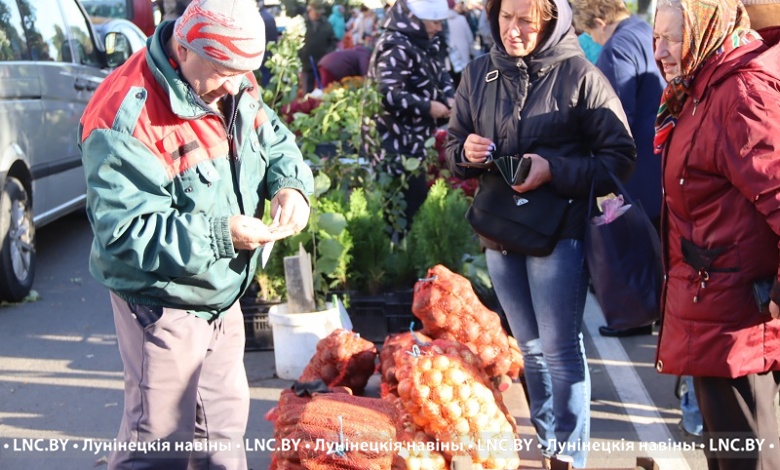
[367,0,455,225]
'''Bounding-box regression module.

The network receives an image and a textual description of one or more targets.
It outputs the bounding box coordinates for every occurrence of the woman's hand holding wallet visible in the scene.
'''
[511,153,551,193]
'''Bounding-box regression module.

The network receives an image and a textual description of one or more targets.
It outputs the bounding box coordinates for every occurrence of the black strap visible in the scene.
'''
[484,70,500,143]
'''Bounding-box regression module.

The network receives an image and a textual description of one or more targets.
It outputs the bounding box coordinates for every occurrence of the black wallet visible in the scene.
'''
[458,155,532,185]
[753,278,774,315]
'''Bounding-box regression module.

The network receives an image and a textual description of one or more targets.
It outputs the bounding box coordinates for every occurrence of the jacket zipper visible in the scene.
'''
[227,90,246,214]
[516,59,523,120]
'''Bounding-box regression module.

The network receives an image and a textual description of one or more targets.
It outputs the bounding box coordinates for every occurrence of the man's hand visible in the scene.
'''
[270,188,310,234]
[770,301,779,319]
[229,215,295,251]
[227,190,312,251]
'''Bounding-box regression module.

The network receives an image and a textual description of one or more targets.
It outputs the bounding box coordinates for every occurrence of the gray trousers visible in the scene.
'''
[108,292,249,470]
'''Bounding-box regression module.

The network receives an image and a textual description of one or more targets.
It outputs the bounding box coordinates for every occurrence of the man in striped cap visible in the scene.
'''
[79,0,314,468]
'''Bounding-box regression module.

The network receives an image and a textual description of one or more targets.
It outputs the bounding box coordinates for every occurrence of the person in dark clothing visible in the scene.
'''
[571,0,665,338]
[317,45,372,88]
[299,0,338,92]
[445,0,635,465]
[367,0,455,230]
[259,0,279,87]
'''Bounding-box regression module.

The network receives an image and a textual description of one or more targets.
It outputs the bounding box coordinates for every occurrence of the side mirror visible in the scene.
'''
[104,31,132,68]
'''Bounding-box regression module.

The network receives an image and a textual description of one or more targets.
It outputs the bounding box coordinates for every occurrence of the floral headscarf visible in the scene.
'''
[653,0,760,154]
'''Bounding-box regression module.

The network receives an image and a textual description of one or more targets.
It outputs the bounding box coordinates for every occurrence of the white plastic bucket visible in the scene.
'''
[268,303,342,380]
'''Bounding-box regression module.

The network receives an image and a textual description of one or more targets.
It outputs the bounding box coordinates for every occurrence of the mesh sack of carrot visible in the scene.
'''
[272,389,399,469]
[297,328,378,395]
[393,338,520,469]
[412,265,524,379]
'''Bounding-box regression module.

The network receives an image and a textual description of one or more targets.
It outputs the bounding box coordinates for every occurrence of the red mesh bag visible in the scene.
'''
[378,331,432,398]
[269,390,313,469]
[392,339,520,469]
[273,390,400,469]
[298,329,378,395]
[412,265,524,379]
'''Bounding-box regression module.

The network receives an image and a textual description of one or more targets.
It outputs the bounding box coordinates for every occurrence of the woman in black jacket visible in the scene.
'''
[445,0,635,465]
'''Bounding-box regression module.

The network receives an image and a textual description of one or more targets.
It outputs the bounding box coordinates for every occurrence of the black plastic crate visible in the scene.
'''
[348,296,388,343]
[384,289,422,336]
[242,304,276,351]
[386,312,423,336]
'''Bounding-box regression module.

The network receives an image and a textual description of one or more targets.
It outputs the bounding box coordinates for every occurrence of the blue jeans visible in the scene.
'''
[487,240,590,468]
[680,375,703,437]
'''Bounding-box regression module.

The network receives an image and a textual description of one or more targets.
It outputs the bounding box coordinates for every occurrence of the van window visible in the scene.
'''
[19,0,67,61]
[0,0,30,60]
[59,0,100,66]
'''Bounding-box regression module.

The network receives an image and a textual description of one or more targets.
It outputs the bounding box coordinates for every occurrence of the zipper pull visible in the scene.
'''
[694,268,709,303]
[692,98,699,116]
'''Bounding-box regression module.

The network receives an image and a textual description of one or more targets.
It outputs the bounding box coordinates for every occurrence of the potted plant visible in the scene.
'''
[247,29,494,343]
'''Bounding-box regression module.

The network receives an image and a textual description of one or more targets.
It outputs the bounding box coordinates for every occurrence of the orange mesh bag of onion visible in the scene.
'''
[271,388,400,469]
[297,329,378,395]
[378,331,433,398]
[269,390,313,469]
[393,338,521,469]
[412,265,524,380]
[384,393,448,470]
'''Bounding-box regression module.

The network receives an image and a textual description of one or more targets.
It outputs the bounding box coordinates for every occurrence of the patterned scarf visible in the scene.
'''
[653,0,760,154]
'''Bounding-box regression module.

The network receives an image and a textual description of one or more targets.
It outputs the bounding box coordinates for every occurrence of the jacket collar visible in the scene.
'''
[609,15,641,40]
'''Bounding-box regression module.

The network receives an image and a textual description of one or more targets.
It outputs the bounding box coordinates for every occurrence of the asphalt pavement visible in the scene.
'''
[0,213,712,469]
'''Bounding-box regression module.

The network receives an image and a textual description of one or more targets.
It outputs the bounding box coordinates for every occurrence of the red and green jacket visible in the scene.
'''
[79,23,313,319]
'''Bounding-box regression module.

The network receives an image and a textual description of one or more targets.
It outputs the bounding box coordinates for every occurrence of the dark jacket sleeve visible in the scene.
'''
[546,67,637,198]
[596,45,639,131]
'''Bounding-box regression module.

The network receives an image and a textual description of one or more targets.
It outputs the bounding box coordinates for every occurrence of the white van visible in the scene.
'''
[0,0,131,301]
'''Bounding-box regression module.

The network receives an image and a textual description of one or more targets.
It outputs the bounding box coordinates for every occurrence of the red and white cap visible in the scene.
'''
[174,0,265,71]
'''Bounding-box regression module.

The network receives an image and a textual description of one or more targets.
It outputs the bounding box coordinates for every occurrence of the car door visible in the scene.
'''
[22,0,106,226]
[0,0,42,178]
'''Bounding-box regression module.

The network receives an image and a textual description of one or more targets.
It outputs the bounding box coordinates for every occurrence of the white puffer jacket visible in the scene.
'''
[446,9,474,73]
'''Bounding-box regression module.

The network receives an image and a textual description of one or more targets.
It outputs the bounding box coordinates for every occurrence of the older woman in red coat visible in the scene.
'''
[653,0,780,467]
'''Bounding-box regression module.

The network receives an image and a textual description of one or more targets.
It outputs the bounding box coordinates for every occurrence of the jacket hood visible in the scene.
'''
[489,0,573,57]
[384,0,433,44]
[758,25,780,48]
[690,29,780,101]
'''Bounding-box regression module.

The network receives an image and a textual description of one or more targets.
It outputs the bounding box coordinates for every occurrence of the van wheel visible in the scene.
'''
[0,177,35,301]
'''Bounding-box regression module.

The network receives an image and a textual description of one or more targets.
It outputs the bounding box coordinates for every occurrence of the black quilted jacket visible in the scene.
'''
[445,0,636,247]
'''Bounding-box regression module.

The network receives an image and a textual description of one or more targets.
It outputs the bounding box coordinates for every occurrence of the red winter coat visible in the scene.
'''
[656,28,780,378]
